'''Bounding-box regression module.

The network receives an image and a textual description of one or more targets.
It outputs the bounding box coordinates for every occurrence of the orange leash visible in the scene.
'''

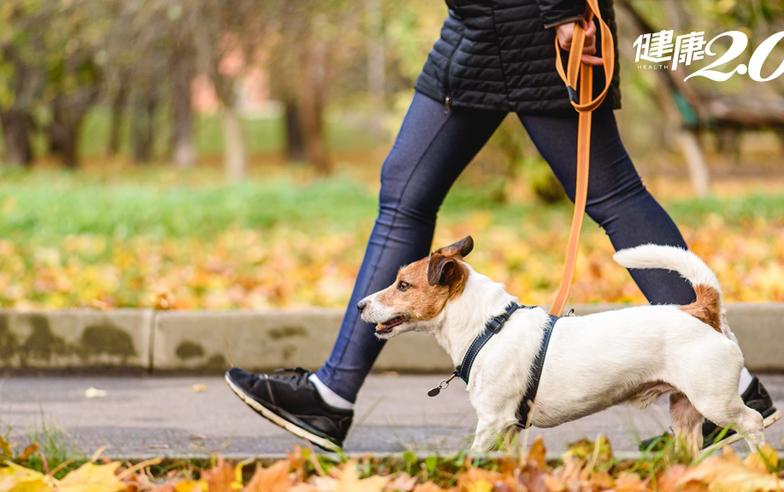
[549,0,615,317]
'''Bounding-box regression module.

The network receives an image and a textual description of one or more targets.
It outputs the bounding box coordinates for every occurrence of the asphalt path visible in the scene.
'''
[1,373,781,458]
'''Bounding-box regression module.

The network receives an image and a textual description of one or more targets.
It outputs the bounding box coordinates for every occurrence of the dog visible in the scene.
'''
[357,236,766,455]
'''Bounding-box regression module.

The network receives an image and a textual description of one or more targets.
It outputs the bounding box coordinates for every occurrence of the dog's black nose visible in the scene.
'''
[357,299,367,312]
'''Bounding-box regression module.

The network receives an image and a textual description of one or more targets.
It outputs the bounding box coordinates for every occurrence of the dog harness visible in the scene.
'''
[427,302,558,428]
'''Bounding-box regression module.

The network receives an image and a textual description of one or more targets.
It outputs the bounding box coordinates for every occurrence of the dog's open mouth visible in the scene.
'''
[376,315,407,334]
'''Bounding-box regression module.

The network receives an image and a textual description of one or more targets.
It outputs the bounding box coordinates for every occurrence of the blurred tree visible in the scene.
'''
[190,0,275,182]
[0,1,46,166]
[0,0,106,168]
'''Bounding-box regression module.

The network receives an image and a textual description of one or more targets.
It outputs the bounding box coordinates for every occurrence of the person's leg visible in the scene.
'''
[517,104,695,304]
[315,93,506,403]
[517,104,778,446]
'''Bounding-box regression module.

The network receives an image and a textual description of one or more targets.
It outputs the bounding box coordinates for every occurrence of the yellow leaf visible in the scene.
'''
[743,444,779,473]
[463,480,492,492]
[0,463,53,492]
[172,480,207,492]
[526,436,547,469]
[0,438,13,461]
[56,462,125,492]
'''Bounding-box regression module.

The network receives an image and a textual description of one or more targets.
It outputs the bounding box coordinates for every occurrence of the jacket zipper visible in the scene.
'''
[443,35,462,113]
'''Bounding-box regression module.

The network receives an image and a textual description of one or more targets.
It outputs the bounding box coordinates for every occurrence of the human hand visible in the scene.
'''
[555,19,603,66]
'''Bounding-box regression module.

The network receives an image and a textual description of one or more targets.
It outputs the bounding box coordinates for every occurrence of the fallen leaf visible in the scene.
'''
[526,436,547,469]
[743,444,779,473]
[191,384,207,393]
[0,462,53,492]
[84,388,107,399]
[614,471,648,491]
[57,462,125,492]
[310,461,389,492]
[200,459,236,492]
[412,483,452,492]
[244,460,290,492]
[656,464,687,492]
[678,447,784,492]
[18,443,40,462]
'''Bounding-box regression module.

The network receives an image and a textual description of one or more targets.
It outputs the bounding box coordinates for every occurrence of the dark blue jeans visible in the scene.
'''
[315,92,695,402]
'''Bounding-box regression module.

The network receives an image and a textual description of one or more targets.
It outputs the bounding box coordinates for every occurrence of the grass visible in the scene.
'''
[0,166,782,240]
[0,166,782,309]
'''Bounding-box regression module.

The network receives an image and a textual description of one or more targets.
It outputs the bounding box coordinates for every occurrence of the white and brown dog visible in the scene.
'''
[357,236,767,455]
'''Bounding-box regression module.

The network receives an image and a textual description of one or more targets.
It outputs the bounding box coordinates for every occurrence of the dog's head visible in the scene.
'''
[358,236,474,339]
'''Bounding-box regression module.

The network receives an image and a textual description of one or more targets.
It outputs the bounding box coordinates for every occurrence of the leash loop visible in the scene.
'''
[549,0,615,317]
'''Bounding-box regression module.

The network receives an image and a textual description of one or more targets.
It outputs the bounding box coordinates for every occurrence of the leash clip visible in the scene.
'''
[428,372,457,397]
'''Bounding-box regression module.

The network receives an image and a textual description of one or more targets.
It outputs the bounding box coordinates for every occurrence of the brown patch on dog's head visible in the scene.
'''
[371,236,473,333]
[680,284,721,332]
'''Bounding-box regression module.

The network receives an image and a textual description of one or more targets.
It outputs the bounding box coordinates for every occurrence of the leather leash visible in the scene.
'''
[549,0,615,317]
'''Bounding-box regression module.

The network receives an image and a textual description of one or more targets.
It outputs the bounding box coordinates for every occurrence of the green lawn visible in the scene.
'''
[0,167,782,241]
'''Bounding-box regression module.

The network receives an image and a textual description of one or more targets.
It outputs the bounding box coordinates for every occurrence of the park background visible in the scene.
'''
[0,0,783,488]
[1,0,783,314]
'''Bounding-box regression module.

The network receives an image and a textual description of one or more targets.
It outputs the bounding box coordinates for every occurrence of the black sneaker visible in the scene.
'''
[702,376,780,449]
[225,367,353,452]
[639,376,780,451]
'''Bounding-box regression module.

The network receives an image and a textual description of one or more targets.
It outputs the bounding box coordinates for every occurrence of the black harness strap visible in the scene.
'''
[455,301,525,384]
[427,302,559,424]
[516,314,558,428]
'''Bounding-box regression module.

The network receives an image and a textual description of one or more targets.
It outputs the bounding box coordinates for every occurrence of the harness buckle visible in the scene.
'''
[486,317,504,333]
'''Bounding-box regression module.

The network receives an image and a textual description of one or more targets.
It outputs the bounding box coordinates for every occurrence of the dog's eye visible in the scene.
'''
[397,280,410,291]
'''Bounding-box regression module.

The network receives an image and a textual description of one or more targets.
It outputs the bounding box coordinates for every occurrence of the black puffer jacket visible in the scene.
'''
[414,0,621,114]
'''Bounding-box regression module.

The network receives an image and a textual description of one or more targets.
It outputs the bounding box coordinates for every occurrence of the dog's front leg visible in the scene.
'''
[470,416,507,453]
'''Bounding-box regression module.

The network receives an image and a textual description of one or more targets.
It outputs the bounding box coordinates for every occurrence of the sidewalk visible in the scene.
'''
[2,374,782,458]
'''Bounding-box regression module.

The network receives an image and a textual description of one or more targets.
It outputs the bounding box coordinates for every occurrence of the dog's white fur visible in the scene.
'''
[360,244,765,454]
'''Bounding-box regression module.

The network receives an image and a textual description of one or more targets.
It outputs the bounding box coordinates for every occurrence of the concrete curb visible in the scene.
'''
[1,304,782,373]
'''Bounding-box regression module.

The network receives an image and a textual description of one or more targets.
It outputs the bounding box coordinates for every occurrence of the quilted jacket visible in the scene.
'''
[414,0,621,114]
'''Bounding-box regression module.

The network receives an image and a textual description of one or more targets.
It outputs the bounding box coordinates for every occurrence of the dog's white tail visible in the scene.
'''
[613,244,727,334]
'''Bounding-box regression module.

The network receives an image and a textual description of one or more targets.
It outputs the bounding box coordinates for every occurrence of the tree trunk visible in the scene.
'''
[171,52,196,168]
[283,99,306,162]
[223,105,246,183]
[676,130,710,197]
[297,44,332,175]
[0,110,34,167]
[48,124,80,168]
[107,85,127,157]
[47,97,85,168]
[131,91,158,164]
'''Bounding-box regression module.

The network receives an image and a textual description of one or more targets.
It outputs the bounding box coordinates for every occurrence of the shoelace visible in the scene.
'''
[269,367,311,387]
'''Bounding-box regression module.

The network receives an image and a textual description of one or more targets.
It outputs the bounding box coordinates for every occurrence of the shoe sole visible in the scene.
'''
[224,373,342,453]
[702,409,781,453]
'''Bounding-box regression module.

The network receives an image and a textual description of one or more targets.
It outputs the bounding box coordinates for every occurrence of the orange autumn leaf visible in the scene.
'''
[244,460,292,492]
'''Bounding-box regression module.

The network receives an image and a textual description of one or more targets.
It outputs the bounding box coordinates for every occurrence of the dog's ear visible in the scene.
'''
[435,235,474,258]
[428,253,462,286]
